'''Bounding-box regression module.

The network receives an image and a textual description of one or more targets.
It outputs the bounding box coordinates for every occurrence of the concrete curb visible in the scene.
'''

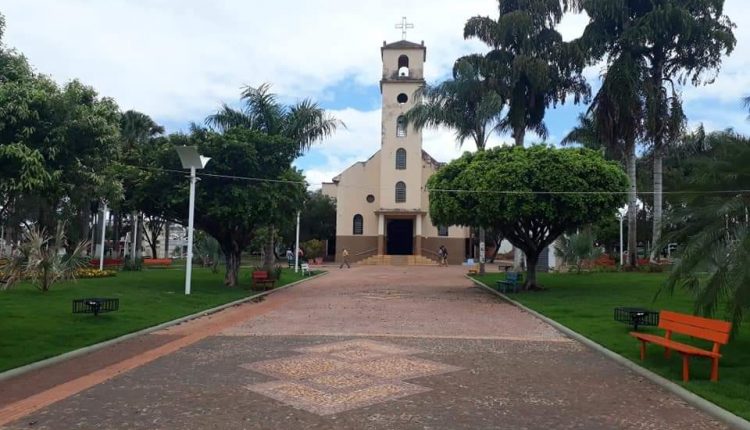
[0,271,328,383]
[467,275,750,430]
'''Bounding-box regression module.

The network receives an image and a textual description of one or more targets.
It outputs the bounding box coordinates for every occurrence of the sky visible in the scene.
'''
[2,0,749,188]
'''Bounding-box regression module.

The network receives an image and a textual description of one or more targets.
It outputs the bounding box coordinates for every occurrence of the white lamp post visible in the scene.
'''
[176,146,211,295]
[99,202,108,271]
[294,211,301,273]
[617,205,628,266]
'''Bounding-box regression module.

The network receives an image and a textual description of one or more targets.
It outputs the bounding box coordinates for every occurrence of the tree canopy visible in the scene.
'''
[461,0,589,146]
[428,146,627,288]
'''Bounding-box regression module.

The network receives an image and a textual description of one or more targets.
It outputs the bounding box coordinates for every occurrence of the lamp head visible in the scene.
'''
[176,146,211,169]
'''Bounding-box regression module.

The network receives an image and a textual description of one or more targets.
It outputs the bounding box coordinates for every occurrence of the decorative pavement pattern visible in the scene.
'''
[242,339,462,415]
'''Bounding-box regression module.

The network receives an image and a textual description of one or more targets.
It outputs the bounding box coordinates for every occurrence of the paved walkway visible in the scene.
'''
[0,266,728,429]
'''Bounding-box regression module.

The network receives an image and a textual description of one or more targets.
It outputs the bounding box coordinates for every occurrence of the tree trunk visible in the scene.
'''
[489,234,501,263]
[478,227,486,275]
[513,127,525,147]
[262,225,275,271]
[524,249,539,290]
[626,145,638,268]
[221,242,242,287]
[650,154,663,263]
[113,211,121,258]
[164,221,170,258]
[135,212,143,259]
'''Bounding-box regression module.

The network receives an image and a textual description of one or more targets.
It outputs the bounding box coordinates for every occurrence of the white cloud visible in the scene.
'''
[1,0,497,121]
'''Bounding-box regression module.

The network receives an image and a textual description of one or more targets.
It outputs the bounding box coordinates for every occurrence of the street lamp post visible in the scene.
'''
[99,202,107,271]
[294,211,301,273]
[176,146,211,295]
[617,206,628,267]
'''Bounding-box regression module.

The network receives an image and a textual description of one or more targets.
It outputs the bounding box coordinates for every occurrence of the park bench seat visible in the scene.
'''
[630,310,731,382]
[252,271,275,290]
[143,258,172,267]
[496,272,523,293]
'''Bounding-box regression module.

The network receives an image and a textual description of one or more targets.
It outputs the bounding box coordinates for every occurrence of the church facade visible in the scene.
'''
[322,39,471,265]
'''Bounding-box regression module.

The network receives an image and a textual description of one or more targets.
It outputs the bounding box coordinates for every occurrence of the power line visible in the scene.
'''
[130,165,750,196]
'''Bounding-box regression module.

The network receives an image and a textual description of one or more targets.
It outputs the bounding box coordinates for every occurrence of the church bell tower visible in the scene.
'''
[378,39,426,211]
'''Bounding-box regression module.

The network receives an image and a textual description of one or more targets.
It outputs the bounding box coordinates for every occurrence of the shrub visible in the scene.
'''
[555,231,602,274]
[122,257,143,271]
[2,226,89,292]
[302,239,324,260]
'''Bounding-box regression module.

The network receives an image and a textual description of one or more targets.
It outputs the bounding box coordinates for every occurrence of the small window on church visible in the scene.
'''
[353,214,363,235]
[366,194,375,203]
[438,225,449,237]
[396,116,407,137]
[397,93,408,104]
[395,148,406,170]
[395,181,406,203]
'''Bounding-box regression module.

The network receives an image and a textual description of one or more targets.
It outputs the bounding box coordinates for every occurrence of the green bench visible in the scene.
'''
[496,272,523,293]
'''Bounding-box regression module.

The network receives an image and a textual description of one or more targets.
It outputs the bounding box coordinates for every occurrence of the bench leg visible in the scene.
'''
[682,354,690,382]
[710,358,719,382]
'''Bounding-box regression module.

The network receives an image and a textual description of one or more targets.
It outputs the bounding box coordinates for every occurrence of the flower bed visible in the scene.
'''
[75,268,117,278]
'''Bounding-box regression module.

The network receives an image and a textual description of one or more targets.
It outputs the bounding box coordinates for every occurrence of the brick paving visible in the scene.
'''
[0,266,729,429]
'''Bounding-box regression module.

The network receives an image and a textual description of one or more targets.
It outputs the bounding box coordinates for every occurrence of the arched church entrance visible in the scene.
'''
[386,219,414,255]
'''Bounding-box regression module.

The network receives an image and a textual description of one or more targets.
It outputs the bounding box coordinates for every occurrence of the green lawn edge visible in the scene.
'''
[0,268,323,372]
[473,272,750,421]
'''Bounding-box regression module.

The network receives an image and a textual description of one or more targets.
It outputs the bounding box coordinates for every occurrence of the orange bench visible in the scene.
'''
[630,310,732,382]
[143,258,173,267]
[251,271,275,291]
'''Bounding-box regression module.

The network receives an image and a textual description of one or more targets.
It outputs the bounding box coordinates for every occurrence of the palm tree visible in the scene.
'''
[403,60,503,274]
[589,53,645,267]
[461,0,589,147]
[576,0,735,264]
[206,83,343,269]
[661,130,750,332]
[206,83,343,153]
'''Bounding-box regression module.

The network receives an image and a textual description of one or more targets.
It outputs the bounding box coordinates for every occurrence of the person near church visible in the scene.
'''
[440,245,448,266]
[340,248,351,269]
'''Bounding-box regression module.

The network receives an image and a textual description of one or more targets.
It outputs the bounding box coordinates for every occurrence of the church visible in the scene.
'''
[322,38,471,265]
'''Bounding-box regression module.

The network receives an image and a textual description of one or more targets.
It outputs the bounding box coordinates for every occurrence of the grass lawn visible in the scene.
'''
[475,272,750,421]
[0,267,315,372]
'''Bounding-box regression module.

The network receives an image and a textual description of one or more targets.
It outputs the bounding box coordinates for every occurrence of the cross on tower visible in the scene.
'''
[395,17,414,40]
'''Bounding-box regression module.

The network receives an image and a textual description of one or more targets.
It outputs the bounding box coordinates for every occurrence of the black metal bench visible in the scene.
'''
[496,272,523,293]
[73,298,119,316]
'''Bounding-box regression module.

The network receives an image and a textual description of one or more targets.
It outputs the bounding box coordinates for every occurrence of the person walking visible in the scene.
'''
[440,245,448,267]
[339,248,351,269]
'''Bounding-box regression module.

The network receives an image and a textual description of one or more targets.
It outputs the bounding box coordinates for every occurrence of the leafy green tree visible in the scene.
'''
[428,146,627,289]
[300,190,336,242]
[139,128,306,286]
[462,0,589,147]
[661,130,750,331]
[576,0,736,262]
[206,84,341,270]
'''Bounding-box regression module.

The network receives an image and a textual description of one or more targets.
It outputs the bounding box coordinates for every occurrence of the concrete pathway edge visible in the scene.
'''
[0,271,328,383]
[467,275,750,430]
